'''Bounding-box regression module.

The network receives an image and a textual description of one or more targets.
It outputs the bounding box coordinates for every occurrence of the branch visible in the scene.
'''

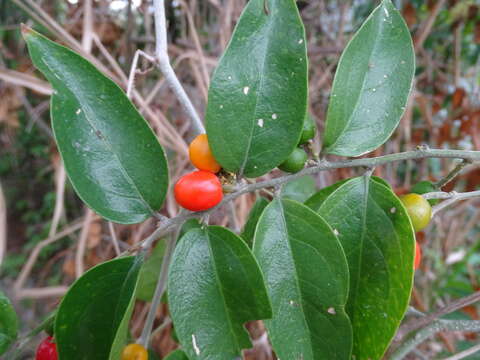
[443,343,480,360]
[397,291,480,343]
[153,0,205,135]
[423,190,480,216]
[435,160,472,189]
[126,148,480,253]
[137,229,178,346]
[391,320,480,360]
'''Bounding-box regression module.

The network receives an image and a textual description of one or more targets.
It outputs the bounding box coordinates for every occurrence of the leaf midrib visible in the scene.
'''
[43,56,155,217]
[206,231,242,356]
[326,3,386,152]
[277,202,315,359]
[240,1,277,176]
[47,79,154,214]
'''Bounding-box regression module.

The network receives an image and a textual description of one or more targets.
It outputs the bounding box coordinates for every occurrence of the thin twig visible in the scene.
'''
[13,217,95,293]
[150,317,172,340]
[128,148,480,253]
[75,209,95,278]
[108,222,121,256]
[397,291,480,343]
[435,160,471,189]
[227,201,239,233]
[48,164,66,239]
[138,229,179,346]
[153,0,205,135]
[126,50,157,99]
[82,0,93,53]
[429,191,480,216]
[443,343,480,360]
[391,320,480,360]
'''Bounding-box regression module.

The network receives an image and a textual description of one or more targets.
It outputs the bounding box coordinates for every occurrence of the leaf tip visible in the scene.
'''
[20,24,34,38]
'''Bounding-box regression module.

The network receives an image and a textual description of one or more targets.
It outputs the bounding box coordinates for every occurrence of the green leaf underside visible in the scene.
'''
[55,256,142,360]
[317,177,414,360]
[280,175,317,203]
[0,291,18,355]
[241,197,269,247]
[164,349,189,360]
[253,199,352,359]
[23,29,169,224]
[323,0,414,157]
[136,241,166,301]
[206,0,308,178]
[168,226,272,359]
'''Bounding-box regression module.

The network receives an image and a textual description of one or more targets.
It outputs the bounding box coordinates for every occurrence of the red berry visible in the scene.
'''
[414,242,421,270]
[174,170,223,211]
[36,337,58,360]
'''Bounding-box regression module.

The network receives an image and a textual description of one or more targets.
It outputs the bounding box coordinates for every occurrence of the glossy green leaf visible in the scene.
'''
[305,176,389,211]
[241,197,269,247]
[206,0,308,178]
[136,241,166,301]
[179,218,202,239]
[55,256,142,360]
[323,0,414,156]
[168,226,272,359]
[280,175,316,203]
[164,349,189,360]
[0,291,17,355]
[317,177,414,360]
[23,28,168,224]
[253,199,352,359]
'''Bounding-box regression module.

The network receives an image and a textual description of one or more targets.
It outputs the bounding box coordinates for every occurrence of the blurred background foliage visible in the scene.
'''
[1,0,480,358]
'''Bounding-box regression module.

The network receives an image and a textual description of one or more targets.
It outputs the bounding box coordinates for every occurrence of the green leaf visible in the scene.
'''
[164,349,189,360]
[323,0,414,157]
[206,0,308,178]
[23,28,169,224]
[317,176,414,360]
[0,291,17,355]
[305,176,389,211]
[168,226,272,359]
[253,199,352,359]
[241,197,269,247]
[55,256,142,360]
[280,175,316,203]
[136,241,166,302]
[179,218,202,239]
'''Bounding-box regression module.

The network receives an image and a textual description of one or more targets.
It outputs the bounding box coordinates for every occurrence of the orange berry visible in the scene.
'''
[121,343,148,360]
[189,134,221,173]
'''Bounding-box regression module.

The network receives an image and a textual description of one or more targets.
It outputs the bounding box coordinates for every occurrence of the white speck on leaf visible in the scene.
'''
[228,76,232,80]
[333,229,339,236]
[243,86,250,95]
[272,113,278,120]
[257,119,264,127]
[76,109,82,115]
[298,39,303,44]
[220,105,224,109]
[289,300,295,305]
[372,88,376,92]
[383,74,388,78]
[192,334,200,355]
[401,60,406,64]
[390,207,396,214]
[328,307,336,315]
